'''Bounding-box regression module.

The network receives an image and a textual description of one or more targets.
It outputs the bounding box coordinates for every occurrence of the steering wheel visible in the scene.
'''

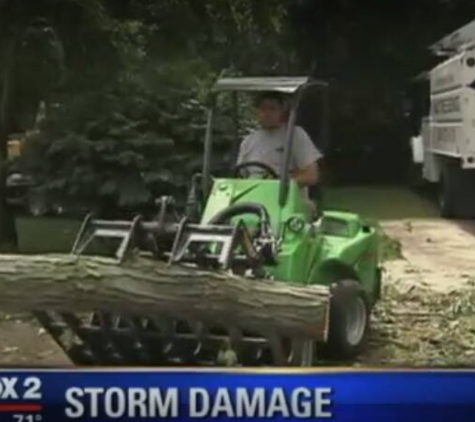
[233,161,279,179]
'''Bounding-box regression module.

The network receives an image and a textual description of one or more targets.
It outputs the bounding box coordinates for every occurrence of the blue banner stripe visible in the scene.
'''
[0,370,472,421]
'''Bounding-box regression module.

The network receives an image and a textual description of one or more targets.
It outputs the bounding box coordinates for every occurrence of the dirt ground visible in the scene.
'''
[0,315,71,366]
[382,219,475,293]
[358,218,475,367]
[1,208,475,366]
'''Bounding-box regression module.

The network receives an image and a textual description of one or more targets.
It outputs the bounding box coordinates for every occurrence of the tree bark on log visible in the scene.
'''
[0,254,330,341]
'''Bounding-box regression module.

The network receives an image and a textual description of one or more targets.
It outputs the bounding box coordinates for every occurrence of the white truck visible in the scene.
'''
[409,19,475,218]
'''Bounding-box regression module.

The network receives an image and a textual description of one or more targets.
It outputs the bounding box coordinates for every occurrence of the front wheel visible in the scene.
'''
[321,279,370,360]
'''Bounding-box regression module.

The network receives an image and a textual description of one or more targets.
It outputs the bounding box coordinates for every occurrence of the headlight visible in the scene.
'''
[287,216,305,233]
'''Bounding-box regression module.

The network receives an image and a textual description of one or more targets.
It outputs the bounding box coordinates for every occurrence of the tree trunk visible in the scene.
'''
[0,38,19,253]
[0,253,330,341]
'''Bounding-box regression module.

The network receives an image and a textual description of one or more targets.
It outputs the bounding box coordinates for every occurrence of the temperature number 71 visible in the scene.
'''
[13,415,42,422]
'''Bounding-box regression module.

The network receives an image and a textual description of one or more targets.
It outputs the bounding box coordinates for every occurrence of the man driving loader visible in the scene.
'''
[236,91,323,214]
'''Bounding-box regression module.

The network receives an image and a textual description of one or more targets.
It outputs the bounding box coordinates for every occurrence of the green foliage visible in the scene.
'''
[18,0,286,211]
[23,59,264,210]
[23,72,204,209]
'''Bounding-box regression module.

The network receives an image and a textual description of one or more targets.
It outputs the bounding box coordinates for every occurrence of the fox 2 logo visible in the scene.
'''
[0,377,42,400]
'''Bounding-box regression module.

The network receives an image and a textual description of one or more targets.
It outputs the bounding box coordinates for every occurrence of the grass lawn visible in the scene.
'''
[324,186,438,261]
[17,216,81,254]
[324,185,438,221]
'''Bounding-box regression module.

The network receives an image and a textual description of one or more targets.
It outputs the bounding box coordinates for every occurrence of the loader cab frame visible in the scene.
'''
[200,77,330,208]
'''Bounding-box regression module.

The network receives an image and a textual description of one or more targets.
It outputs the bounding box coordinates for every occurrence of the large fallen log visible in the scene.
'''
[0,254,330,341]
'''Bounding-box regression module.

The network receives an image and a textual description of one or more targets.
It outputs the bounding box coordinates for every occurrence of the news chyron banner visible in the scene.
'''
[0,369,473,422]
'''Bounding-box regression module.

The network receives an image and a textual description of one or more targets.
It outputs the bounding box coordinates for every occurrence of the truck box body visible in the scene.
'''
[428,50,475,168]
[408,19,475,218]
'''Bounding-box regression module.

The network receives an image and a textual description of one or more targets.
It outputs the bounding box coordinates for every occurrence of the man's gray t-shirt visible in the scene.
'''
[237,125,323,178]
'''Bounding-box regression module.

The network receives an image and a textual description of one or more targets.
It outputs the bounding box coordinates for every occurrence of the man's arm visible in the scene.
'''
[290,161,319,187]
[290,127,323,187]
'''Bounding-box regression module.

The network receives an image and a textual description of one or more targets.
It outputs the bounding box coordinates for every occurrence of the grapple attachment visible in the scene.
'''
[36,309,328,366]
[35,198,331,367]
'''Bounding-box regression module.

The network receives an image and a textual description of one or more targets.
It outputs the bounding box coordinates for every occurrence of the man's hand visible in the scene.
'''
[290,162,318,187]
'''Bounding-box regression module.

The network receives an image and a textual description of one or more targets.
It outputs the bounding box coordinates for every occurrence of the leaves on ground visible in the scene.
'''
[360,282,475,367]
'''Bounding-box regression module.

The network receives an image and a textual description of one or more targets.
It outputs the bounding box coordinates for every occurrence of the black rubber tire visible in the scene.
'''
[438,162,475,219]
[439,170,456,219]
[321,279,370,361]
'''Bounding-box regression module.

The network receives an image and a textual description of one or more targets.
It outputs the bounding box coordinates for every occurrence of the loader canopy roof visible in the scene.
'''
[213,77,327,93]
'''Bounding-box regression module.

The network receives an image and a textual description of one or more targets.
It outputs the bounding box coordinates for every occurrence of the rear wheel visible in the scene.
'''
[321,279,370,360]
[439,160,475,219]
[439,169,457,219]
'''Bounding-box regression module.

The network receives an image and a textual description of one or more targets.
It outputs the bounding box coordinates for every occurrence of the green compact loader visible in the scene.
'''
[35,76,382,367]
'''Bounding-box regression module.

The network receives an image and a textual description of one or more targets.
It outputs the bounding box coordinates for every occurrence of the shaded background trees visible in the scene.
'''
[2,0,475,250]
